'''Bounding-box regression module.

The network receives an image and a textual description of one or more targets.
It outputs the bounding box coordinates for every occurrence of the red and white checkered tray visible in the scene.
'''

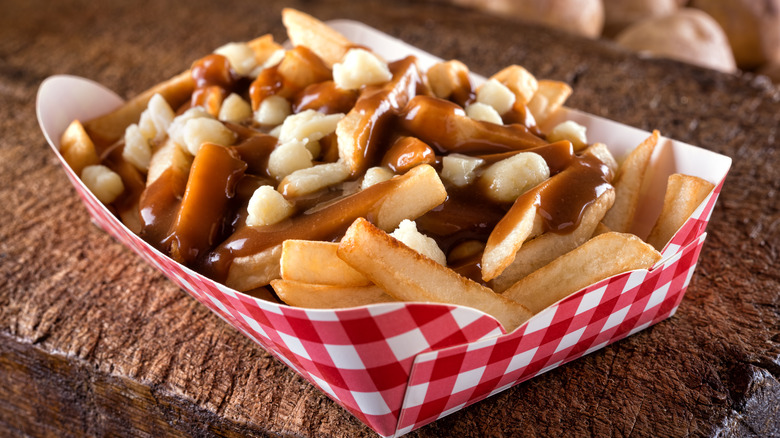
[37,21,732,437]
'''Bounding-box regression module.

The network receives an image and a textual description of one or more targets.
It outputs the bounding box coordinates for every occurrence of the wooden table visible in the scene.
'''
[2,0,779,436]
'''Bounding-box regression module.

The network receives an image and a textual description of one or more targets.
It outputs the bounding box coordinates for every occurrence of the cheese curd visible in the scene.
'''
[278,109,344,144]
[390,219,447,265]
[81,165,124,204]
[168,107,212,147]
[333,48,392,90]
[138,94,175,142]
[465,102,503,124]
[547,120,588,151]
[214,42,258,77]
[218,93,253,123]
[278,161,351,197]
[361,166,394,189]
[246,185,294,226]
[441,154,484,187]
[479,152,550,203]
[267,140,314,180]
[182,117,236,155]
[476,78,516,115]
[254,95,292,126]
[122,124,152,171]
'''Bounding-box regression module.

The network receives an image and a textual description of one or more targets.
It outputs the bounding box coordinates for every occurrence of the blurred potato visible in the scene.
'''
[452,0,604,38]
[615,8,737,73]
[691,0,780,69]
[603,0,679,37]
[759,60,780,83]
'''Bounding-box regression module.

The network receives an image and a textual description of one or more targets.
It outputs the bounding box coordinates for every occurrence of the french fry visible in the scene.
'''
[592,221,612,237]
[281,240,370,286]
[602,130,659,233]
[246,34,284,66]
[271,280,395,309]
[60,120,100,176]
[491,187,615,292]
[582,142,618,176]
[83,71,195,147]
[426,60,472,104]
[646,174,714,251]
[221,164,447,291]
[491,65,538,105]
[527,79,572,125]
[168,143,247,265]
[503,232,662,314]
[338,218,533,332]
[481,195,541,282]
[337,57,422,175]
[282,8,353,67]
[227,245,284,292]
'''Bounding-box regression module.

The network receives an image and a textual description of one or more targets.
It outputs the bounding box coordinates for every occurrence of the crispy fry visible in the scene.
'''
[503,232,662,314]
[491,65,538,105]
[337,57,422,175]
[338,218,533,332]
[246,34,284,66]
[602,130,659,233]
[282,8,353,67]
[426,60,472,104]
[491,187,615,292]
[272,280,394,308]
[481,194,540,282]
[168,143,246,265]
[219,164,447,291]
[592,221,612,237]
[83,71,195,147]
[281,240,370,286]
[582,142,618,176]
[646,174,714,251]
[227,245,284,291]
[527,79,572,125]
[60,120,100,176]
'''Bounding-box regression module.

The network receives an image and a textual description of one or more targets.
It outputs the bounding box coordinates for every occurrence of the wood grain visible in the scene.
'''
[1,0,779,436]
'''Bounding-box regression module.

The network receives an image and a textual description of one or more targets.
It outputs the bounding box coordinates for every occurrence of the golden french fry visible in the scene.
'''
[527,79,572,124]
[247,34,283,66]
[271,280,395,309]
[168,143,247,265]
[491,187,615,292]
[281,240,371,286]
[592,221,612,237]
[602,130,659,233]
[582,142,618,176]
[481,196,541,282]
[60,120,100,176]
[503,232,662,314]
[337,57,422,175]
[220,164,447,291]
[227,245,284,292]
[338,218,533,332]
[84,71,195,147]
[491,65,538,105]
[426,60,472,104]
[282,8,353,67]
[646,174,714,251]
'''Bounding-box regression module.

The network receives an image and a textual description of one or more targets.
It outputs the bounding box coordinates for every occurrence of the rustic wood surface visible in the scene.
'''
[1,0,779,436]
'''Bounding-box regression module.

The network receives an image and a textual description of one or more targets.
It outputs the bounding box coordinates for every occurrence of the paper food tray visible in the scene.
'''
[36,20,731,437]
